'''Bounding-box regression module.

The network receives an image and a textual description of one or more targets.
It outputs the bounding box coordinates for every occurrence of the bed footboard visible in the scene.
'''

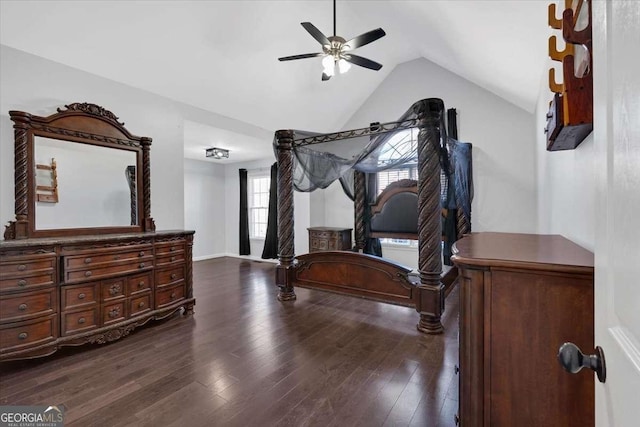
[294,251,417,307]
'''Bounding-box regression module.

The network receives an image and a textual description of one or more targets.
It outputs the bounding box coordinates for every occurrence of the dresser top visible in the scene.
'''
[451,232,593,273]
[0,230,194,249]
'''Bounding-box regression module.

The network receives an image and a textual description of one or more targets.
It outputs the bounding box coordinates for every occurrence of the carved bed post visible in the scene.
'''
[275,130,296,301]
[140,137,155,232]
[414,98,445,334]
[353,170,366,252]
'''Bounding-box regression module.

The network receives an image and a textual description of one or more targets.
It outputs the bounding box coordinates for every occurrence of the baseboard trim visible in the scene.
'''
[193,253,226,262]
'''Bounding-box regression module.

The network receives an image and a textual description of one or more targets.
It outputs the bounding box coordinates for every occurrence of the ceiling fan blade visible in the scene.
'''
[322,72,332,81]
[278,53,324,61]
[344,28,386,50]
[344,54,383,71]
[301,22,330,46]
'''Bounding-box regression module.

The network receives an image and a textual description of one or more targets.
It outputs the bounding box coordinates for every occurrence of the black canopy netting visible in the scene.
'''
[273,106,473,224]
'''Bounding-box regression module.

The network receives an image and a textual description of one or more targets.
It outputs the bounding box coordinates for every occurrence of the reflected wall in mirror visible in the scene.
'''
[34,136,138,230]
[4,102,154,240]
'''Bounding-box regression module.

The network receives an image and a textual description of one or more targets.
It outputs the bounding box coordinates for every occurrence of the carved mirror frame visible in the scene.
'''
[4,102,155,240]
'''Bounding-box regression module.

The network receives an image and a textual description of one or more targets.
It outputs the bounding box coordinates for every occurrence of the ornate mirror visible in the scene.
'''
[4,103,155,239]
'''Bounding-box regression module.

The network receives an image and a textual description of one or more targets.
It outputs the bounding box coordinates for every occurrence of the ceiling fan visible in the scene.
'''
[278,0,386,81]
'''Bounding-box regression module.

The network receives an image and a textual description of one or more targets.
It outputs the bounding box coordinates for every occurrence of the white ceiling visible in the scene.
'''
[0,0,548,164]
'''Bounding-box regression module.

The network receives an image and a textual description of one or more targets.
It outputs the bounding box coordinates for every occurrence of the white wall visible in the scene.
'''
[184,159,226,260]
[535,54,595,251]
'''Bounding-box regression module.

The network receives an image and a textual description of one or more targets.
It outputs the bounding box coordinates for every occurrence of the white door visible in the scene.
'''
[592,1,640,425]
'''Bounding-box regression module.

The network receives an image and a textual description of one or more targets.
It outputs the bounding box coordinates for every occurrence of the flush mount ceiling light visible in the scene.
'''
[205,147,229,159]
[278,0,385,81]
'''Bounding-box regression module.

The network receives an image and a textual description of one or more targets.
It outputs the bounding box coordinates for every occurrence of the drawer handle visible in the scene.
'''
[139,263,145,268]
[170,256,176,262]
[109,284,121,295]
[138,281,145,288]
[139,251,145,257]
[17,279,27,288]
[18,303,28,311]
[78,317,86,324]
[114,255,121,260]
[84,257,92,264]
[17,264,27,271]
[85,271,92,277]
[108,307,120,318]
[78,293,86,300]
[170,273,177,280]
[170,292,176,299]
[138,302,145,308]
[18,332,28,340]
[170,247,176,252]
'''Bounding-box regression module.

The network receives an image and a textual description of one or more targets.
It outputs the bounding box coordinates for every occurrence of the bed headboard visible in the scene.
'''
[370,179,418,239]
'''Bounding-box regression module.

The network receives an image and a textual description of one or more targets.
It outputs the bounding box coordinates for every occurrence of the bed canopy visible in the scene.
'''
[273,98,472,334]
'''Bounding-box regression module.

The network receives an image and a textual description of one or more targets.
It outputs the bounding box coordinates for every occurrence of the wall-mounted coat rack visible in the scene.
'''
[545,0,593,151]
[35,158,59,203]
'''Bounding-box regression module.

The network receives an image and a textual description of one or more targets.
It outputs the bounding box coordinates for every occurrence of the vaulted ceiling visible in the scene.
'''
[1,0,548,162]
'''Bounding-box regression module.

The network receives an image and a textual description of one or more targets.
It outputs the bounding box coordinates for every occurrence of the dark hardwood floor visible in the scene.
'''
[0,257,460,426]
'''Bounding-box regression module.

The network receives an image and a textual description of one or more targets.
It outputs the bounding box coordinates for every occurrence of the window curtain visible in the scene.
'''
[261,163,278,259]
[442,108,458,265]
[239,168,250,255]
[364,172,382,256]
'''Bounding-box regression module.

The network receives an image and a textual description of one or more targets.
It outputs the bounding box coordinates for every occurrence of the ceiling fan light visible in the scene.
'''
[338,58,351,74]
[322,55,336,76]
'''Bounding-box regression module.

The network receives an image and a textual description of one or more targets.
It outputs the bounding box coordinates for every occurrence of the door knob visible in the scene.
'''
[557,342,606,383]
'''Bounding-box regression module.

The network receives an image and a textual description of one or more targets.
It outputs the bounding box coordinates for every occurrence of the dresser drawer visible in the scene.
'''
[0,315,57,349]
[130,293,152,317]
[0,288,56,323]
[155,266,184,288]
[62,307,98,335]
[64,259,152,284]
[0,272,56,293]
[62,284,98,310]
[64,246,152,269]
[156,284,185,309]
[127,272,152,296]
[102,301,126,325]
[156,252,185,267]
[155,241,185,256]
[0,256,55,279]
[101,278,126,301]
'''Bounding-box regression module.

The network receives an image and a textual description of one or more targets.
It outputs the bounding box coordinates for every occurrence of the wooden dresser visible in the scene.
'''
[451,232,594,427]
[0,231,194,361]
[308,227,352,252]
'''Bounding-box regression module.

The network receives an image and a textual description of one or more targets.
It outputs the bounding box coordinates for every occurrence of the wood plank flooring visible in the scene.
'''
[0,257,460,426]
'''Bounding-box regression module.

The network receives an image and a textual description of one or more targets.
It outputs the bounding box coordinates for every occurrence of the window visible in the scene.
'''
[249,174,270,238]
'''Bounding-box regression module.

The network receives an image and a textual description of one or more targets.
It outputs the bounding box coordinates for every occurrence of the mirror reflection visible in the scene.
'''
[34,136,138,230]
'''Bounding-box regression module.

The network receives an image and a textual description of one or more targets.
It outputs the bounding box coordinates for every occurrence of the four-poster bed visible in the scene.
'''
[273,98,471,333]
